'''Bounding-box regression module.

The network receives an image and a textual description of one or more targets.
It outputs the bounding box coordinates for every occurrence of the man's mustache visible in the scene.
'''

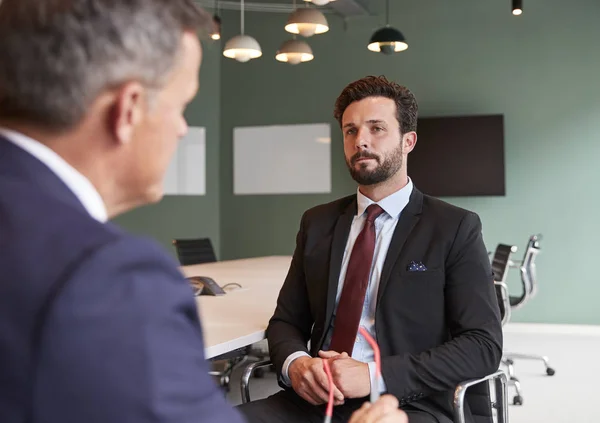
[351,151,379,165]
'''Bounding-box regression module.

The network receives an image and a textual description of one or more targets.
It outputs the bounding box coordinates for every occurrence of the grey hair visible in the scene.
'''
[0,0,213,131]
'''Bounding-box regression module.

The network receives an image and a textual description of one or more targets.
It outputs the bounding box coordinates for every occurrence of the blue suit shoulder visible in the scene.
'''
[0,182,246,423]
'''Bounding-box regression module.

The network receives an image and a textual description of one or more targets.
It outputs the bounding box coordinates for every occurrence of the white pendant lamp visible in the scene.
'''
[276,39,314,64]
[223,0,262,62]
[303,0,336,5]
[285,7,329,37]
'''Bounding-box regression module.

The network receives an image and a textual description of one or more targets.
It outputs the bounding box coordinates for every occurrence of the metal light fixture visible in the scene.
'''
[223,0,262,62]
[276,39,314,64]
[303,0,336,5]
[512,0,523,15]
[285,7,329,37]
[208,0,221,40]
[209,15,221,40]
[367,0,407,54]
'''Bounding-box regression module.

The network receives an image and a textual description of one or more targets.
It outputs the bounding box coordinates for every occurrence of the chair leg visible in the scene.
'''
[504,352,556,376]
[508,376,524,406]
[209,355,250,394]
[240,359,274,404]
[494,374,509,423]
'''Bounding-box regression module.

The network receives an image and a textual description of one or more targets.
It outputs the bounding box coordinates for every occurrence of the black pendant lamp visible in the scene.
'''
[512,0,523,15]
[209,0,222,40]
[368,0,407,54]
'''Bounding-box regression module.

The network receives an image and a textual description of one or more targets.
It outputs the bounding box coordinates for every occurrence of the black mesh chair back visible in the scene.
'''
[510,234,542,308]
[491,244,517,284]
[521,234,542,297]
[172,238,217,266]
[491,243,517,326]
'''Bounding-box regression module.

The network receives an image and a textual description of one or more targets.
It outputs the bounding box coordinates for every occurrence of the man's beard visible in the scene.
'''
[346,143,403,186]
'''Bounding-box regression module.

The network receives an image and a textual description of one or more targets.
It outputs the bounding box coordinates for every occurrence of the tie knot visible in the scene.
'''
[365,204,385,223]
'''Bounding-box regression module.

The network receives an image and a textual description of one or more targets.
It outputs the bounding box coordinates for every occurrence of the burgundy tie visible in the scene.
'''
[329,204,385,355]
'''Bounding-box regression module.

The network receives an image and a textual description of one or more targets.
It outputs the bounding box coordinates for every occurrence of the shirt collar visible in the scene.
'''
[356,178,414,219]
[0,128,108,223]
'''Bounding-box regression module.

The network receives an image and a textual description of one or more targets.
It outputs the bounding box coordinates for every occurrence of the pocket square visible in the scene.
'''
[407,261,427,272]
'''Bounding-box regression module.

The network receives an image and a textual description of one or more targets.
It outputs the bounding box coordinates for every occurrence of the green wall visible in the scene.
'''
[219,0,600,324]
[112,40,223,257]
[114,0,600,325]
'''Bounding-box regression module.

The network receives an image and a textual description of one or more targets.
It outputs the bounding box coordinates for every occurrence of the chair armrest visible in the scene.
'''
[240,359,273,404]
[453,371,508,423]
[508,259,522,269]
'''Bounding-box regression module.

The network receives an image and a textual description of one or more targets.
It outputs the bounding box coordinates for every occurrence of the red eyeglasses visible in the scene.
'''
[322,326,382,423]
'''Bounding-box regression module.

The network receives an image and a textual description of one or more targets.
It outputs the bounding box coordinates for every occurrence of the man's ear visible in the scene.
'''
[111,82,146,145]
[402,131,417,154]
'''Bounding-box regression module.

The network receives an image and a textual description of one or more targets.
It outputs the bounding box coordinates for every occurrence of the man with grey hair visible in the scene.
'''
[0,1,411,422]
[0,1,246,422]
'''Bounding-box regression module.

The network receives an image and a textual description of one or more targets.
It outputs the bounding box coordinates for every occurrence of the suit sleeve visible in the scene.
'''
[34,236,246,423]
[266,212,314,378]
[380,212,503,403]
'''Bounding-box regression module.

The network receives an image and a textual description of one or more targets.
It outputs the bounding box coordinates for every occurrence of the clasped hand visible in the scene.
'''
[288,350,371,406]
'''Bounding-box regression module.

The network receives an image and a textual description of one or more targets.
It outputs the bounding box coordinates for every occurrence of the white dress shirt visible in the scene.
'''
[282,178,414,394]
[0,128,108,223]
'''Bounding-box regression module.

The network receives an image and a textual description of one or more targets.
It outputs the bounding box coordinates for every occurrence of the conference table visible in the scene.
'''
[180,255,292,359]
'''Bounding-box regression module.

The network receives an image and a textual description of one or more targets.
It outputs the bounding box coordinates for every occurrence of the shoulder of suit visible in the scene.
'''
[420,192,480,222]
[301,194,356,222]
[3,184,177,275]
[60,216,178,273]
[51,218,182,285]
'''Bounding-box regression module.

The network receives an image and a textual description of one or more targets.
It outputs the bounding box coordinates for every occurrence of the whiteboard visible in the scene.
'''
[164,126,206,195]
[233,123,331,195]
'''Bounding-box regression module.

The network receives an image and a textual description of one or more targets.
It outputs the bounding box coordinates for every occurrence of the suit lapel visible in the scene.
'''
[377,188,424,305]
[324,198,357,330]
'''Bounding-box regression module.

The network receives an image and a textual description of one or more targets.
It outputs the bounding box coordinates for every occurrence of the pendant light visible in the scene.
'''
[276,38,314,64]
[223,0,262,62]
[277,0,314,64]
[303,0,336,5]
[285,6,329,37]
[512,0,523,15]
[209,0,221,40]
[367,0,408,54]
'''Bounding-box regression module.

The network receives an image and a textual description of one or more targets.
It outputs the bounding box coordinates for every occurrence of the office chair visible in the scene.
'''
[172,238,217,266]
[172,237,245,392]
[491,244,515,328]
[502,235,555,403]
[490,244,525,405]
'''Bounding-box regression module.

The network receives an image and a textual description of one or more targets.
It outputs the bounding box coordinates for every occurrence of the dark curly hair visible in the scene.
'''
[333,75,418,134]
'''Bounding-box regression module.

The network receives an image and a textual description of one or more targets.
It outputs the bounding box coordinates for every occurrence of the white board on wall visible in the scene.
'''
[164,126,206,196]
[233,123,331,195]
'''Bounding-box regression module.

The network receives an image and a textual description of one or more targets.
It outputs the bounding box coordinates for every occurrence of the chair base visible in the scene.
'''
[501,352,555,406]
[209,347,253,393]
[504,352,556,376]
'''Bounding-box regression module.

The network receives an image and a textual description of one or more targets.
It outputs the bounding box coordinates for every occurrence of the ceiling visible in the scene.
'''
[196,0,375,18]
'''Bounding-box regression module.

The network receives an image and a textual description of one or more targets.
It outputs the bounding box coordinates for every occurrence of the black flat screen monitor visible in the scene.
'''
[409,114,505,197]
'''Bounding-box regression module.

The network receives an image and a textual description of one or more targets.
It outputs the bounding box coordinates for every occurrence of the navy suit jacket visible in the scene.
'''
[0,137,245,423]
